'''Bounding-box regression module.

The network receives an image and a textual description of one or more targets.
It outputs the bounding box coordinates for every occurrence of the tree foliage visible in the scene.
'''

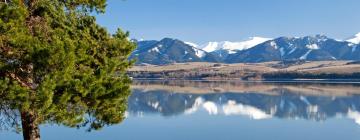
[0,0,135,138]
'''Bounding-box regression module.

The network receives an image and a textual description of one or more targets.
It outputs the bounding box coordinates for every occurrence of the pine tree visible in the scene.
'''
[0,0,136,140]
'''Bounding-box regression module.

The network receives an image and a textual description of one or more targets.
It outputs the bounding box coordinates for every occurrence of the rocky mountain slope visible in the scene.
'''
[131,33,360,65]
[130,38,220,65]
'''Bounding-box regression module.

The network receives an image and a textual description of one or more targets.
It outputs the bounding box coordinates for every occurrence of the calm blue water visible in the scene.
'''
[2,81,360,140]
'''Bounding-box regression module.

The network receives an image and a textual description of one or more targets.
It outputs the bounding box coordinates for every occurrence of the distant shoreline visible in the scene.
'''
[132,78,360,84]
[128,61,360,81]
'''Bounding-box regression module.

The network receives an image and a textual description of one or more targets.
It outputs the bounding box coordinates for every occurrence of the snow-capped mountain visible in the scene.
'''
[187,37,272,61]
[184,42,199,48]
[131,33,360,65]
[130,38,220,65]
[226,35,360,63]
[347,32,360,44]
[198,37,272,53]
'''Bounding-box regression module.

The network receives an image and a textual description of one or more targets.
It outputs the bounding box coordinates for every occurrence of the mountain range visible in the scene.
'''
[130,33,360,65]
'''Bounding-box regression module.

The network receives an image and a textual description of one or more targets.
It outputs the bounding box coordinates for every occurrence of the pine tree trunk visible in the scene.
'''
[21,111,40,140]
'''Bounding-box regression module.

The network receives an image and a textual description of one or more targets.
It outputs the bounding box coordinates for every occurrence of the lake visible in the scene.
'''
[2,80,360,140]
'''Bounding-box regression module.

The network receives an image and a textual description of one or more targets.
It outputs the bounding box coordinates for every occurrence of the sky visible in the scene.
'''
[96,0,360,44]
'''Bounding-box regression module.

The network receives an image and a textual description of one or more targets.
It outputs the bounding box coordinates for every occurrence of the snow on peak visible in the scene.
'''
[185,42,199,48]
[198,37,272,53]
[347,32,360,44]
[194,48,206,58]
[183,41,206,58]
[200,42,222,52]
[149,47,160,53]
[270,41,278,49]
[306,44,320,50]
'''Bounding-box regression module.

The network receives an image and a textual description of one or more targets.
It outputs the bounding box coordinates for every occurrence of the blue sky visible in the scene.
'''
[96,0,360,44]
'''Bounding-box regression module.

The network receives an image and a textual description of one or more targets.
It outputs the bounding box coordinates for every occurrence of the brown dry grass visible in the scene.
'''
[129,61,360,74]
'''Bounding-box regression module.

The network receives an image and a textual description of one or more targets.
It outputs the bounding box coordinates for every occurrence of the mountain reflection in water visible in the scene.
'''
[129,80,360,125]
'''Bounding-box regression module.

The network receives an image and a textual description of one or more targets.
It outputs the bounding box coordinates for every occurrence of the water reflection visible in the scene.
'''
[129,80,360,125]
[2,80,360,140]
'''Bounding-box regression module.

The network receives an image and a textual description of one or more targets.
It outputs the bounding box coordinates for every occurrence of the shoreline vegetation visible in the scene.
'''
[127,61,360,80]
